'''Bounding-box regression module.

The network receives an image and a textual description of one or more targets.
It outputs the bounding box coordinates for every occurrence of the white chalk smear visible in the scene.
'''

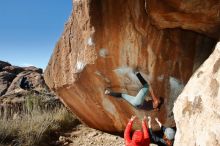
[99,48,108,58]
[87,37,94,46]
[75,61,86,73]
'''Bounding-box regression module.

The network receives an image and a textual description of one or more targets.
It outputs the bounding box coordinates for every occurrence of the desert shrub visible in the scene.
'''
[0,94,79,146]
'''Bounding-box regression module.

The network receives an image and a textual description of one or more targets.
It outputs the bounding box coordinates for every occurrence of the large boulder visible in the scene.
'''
[173,42,220,146]
[44,0,218,132]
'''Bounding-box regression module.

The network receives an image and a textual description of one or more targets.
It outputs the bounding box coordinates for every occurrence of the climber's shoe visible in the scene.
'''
[104,89,111,95]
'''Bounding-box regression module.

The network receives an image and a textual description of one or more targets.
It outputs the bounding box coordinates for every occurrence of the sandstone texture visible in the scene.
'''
[44,0,218,132]
[173,43,220,146]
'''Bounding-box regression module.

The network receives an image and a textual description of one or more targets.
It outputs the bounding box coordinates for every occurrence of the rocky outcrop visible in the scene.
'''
[5,71,47,95]
[0,61,49,97]
[44,0,218,132]
[0,61,11,71]
[23,66,43,74]
[0,61,58,119]
[173,42,220,146]
[2,66,25,74]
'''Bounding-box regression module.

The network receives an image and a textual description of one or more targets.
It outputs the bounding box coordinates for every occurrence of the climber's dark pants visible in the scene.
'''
[109,72,149,107]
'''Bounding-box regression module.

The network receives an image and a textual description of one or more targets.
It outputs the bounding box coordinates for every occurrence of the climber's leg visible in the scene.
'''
[122,85,149,107]
[133,85,149,106]
[105,89,122,98]
[135,72,161,109]
[135,72,148,86]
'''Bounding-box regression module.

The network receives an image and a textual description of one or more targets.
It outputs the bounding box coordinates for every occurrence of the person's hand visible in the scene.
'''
[130,115,136,122]
[142,116,147,124]
[143,116,147,121]
[155,117,162,127]
[147,116,151,128]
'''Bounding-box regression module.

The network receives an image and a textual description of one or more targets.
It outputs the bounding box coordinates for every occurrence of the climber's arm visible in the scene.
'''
[149,86,157,101]
[142,116,150,144]
[155,117,162,128]
[124,116,136,144]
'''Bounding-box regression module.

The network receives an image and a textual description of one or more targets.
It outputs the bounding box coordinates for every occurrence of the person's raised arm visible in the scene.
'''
[148,116,166,144]
[155,117,166,132]
[124,116,136,144]
[147,116,151,129]
[155,117,162,128]
[142,116,150,139]
[142,116,150,145]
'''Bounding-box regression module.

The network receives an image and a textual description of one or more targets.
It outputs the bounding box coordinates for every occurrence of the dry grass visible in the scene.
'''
[0,94,80,146]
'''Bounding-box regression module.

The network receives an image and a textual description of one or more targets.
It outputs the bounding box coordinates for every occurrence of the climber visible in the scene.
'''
[105,71,161,109]
[124,115,150,146]
[147,116,176,146]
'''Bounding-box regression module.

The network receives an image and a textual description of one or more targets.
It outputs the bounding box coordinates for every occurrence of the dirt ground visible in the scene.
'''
[56,124,158,146]
[56,124,124,146]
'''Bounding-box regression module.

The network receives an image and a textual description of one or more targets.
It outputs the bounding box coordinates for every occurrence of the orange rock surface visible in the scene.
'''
[146,0,220,38]
[44,0,217,132]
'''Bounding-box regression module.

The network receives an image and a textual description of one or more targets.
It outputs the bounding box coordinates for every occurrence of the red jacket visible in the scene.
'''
[124,119,150,146]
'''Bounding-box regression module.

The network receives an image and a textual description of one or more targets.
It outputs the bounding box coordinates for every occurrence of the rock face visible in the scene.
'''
[146,0,220,39]
[173,42,220,146]
[44,0,218,132]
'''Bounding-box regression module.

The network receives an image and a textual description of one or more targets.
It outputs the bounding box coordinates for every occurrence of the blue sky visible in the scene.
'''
[0,0,72,69]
